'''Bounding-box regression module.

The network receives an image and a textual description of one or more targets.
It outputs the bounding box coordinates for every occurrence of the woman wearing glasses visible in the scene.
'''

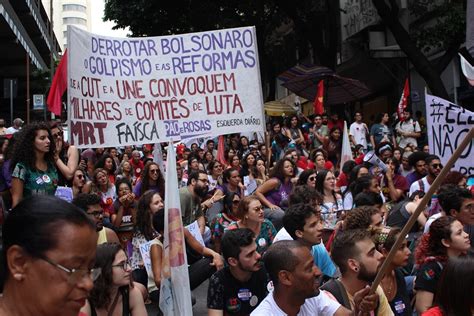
[0,196,100,316]
[210,192,241,253]
[50,122,79,186]
[81,243,147,316]
[226,196,276,255]
[296,169,317,188]
[133,162,165,199]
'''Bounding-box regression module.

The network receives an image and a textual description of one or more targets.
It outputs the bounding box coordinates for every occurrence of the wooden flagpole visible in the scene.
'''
[369,127,474,294]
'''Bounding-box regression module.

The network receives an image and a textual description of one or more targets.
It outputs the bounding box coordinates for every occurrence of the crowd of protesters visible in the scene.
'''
[0,109,472,316]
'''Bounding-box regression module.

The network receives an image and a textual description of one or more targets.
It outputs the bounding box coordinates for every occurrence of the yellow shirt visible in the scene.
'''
[97,228,107,245]
[346,285,394,316]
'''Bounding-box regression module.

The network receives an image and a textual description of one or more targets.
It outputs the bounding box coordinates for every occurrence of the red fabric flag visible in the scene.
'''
[397,78,410,122]
[46,50,68,116]
[313,80,324,115]
[217,135,226,166]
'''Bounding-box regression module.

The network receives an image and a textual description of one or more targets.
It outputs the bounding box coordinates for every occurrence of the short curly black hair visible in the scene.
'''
[72,193,102,212]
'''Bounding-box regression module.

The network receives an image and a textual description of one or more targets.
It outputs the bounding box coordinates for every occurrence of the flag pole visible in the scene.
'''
[369,127,474,294]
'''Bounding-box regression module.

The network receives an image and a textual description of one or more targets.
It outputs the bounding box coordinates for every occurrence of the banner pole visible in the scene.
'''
[369,127,474,294]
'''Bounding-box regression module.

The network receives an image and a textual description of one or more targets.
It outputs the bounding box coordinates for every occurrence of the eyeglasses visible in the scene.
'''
[39,256,101,284]
[87,209,104,218]
[112,261,131,271]
[431,164,443,169]
[150,169,159,174]
[308,176,316,181]
[52,131,63,139]
[214,165,223,169]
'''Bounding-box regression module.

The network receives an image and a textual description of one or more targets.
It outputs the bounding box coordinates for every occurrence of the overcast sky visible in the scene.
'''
[90,0,129,37]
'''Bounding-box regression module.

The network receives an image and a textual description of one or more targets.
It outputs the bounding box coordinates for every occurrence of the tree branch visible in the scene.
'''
[436,40,463,74]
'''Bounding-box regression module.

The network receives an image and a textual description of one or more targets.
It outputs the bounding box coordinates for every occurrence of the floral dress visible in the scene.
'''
[226,219,277,254]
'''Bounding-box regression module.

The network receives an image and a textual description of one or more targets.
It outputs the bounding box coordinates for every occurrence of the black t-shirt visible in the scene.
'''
[414,260,443,294]
[207,266,268,315]
[389,269,412,316]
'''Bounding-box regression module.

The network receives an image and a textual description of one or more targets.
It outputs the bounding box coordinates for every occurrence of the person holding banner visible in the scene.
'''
[322,229,394,315]
[10,123,59,207]
[50,122,79,187]
[414,216,471,314]
[374,227,413,316]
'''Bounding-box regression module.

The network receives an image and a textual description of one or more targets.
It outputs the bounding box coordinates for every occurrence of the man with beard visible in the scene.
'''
[179,170,210,242]
[251,240,378,316]
[405,152,429,186]
[408,155,442,196]
[72,193,119,244]
[207,228,268,315]
[322,229,394,316]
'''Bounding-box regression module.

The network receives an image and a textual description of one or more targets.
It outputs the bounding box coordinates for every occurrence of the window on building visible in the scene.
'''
[62,4,86,13]
[63,17,87,26]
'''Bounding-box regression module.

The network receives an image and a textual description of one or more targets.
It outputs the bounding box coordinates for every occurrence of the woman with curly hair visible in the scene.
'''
[81,243,147,316]
[133,162,165,199]
[414,216,470,314]
[10,122,58,207]
[323,127,343,168]
[95,154,117,185]
[296,169,317,188]
[206,160,223,194]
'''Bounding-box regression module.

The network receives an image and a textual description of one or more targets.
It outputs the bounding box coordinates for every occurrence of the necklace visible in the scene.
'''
[382,273,395,299]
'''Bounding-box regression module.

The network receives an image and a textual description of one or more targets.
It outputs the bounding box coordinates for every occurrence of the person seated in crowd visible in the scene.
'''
[0,196,99,316]
[374,227,412,316]
[72,168,92,198]
[322,229,394,315]
[226,196,277,255]
[81,243,147,316]
[129,150,144,180]
[94,154,117,185]
[342,165,370,210]
[10,122,58,207]
[316,170,343,230]
[133,162,165,199]
[251,240,377,316]
[381,157,408,203]
[91,168,116,225]
[409,155,442,196]
[210,192,240,253]
[414,216,471,314]
[274,202,338,278]
[72,193,120,245]
[386,190,427,238]
[179,170,212,243]
[422,257,474,316]
[399,152,413,177]
[433,184,474,250]
[405,151,429,186]
[207,228,268,316]
[255,158,296,230]
[213,167,243,201]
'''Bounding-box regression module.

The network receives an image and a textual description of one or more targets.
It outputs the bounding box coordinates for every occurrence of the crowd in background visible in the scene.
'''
[0,108,472,316]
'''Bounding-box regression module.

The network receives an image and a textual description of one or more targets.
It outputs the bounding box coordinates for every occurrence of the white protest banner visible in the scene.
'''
[67,26,265,149]
[138,240,153,276]
[185,220,205,247]
[425,93,474,175]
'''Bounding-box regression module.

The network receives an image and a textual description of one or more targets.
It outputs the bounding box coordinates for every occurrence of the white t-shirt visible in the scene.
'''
[251,291,341,316]
[409,176,430,195]
[349,122,368,148]
[396,119,421,148]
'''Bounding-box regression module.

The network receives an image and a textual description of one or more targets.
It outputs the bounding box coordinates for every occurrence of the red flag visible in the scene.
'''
[46,50,68,116]
[313,80,324,115]
[217,135,226,165]
[397,78,410,122]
